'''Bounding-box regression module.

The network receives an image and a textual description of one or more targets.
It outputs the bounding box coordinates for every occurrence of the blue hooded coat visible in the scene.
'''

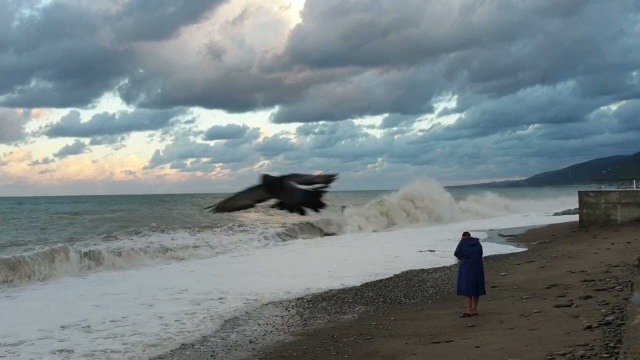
[454,237,486,297]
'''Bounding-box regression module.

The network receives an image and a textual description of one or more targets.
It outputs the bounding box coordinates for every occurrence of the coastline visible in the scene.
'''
[152,246,465,360]
[155,221,640,360]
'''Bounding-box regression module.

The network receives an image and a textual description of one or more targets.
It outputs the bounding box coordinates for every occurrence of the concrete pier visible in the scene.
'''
[578,190,640,227]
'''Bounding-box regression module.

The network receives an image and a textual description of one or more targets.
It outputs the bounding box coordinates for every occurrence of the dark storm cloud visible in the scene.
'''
[89,135,129,147]
[378,114,418,130]
[223,128,261,148]
[168,158,220,173]
[3,0,638,133]
[389,114,640,180]
[264,0,493,70]
[200,124,261,148]
[54,139,89,158]
[426,83,614,139]
[307,122,390,163]
[0,1,129,108]
[146,136,255,169]
[253,134,299,157]
[203,124,250,141]
[0,0,227,108]
[44,108,189,138]
[613,99,640,131]
[426,99,639,154]
[264,0,640,123]
[296,120,375,149]
[268,0,603,71]
[111,0,228,43]
[117,64,350,114]
[152,121,390,173]
[269,67,441,123]
[281,121,391,163]
[0,108,27,144]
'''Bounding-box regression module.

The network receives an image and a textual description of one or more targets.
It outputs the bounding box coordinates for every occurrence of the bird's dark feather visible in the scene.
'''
[205,172,338,216]
[204,184,272,213]
[282,173,338,187]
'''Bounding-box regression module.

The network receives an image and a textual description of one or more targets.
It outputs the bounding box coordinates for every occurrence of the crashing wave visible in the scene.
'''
[1,179,576,286]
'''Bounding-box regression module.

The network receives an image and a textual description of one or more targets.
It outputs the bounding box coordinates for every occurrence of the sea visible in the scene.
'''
[0,179,590,359]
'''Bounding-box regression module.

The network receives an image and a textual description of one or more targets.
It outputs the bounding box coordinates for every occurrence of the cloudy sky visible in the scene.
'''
[1,0,639,196]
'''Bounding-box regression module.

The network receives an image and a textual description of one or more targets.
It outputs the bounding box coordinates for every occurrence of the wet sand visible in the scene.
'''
[157,221,640,360]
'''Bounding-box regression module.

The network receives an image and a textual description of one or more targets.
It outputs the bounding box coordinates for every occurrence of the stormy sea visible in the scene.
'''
[0,179,589,359]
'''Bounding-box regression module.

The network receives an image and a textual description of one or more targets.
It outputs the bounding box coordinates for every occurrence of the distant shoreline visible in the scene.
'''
[0,184,605,199]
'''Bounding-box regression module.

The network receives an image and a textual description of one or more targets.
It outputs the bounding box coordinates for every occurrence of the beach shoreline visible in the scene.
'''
[152,221,537,360]
[155,220,640,360]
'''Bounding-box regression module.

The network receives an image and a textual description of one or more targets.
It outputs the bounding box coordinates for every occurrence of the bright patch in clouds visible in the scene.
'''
[284,0,306,25]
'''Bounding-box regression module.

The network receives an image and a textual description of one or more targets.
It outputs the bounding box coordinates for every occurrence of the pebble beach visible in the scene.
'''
[156,221,640,360]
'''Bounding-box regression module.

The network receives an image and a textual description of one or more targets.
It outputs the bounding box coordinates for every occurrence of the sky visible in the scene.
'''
[0,0,639,196]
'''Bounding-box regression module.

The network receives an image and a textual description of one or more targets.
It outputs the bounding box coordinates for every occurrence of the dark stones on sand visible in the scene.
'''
[553,301,574,308]
[533,239,551,244]
[547,272,632,360]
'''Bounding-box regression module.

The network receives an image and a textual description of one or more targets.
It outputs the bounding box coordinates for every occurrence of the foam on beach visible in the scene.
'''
[338,180,577,232]
[0,212,577,360]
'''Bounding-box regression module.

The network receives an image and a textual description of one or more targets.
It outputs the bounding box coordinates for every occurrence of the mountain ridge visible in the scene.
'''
[455,151,640,188]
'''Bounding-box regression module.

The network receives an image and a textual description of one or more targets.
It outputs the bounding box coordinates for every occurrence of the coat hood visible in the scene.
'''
[464,237,481,246]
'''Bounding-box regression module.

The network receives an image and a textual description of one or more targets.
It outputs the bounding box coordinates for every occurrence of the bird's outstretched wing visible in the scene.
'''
[204,184,273,213]
[282,173,338,187]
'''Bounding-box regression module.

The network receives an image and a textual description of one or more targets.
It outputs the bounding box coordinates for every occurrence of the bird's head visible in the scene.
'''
[261,174,282,190]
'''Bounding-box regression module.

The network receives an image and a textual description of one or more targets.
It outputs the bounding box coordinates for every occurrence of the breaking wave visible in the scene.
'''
[318,179,577,233]
[1,179,577,286]
[0,223,311,286]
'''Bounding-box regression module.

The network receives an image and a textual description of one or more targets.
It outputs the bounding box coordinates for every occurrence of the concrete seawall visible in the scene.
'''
[578,190,640,227]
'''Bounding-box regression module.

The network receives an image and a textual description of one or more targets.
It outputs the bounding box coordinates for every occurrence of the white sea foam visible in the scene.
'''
[457,191,576,218]
[0,180,579,287]
[339,179,577,232]
[0,212,577,360]
[0,224,287,286]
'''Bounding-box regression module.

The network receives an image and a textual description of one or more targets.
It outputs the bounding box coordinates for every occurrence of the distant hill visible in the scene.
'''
[459,151,640,188]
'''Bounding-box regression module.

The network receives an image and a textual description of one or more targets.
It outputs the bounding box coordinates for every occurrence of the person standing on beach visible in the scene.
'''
[454,231,486,317]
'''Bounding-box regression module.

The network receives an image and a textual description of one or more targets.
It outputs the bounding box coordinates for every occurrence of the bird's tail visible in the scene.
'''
[300,187,328,214]
[271,187,328,216]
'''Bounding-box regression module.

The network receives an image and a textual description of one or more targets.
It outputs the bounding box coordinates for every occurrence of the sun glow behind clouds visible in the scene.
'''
[284,0,306,26]
[0,148,193,185]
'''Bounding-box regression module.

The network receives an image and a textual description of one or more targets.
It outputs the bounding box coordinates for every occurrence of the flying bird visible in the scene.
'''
[205,173,338,216]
